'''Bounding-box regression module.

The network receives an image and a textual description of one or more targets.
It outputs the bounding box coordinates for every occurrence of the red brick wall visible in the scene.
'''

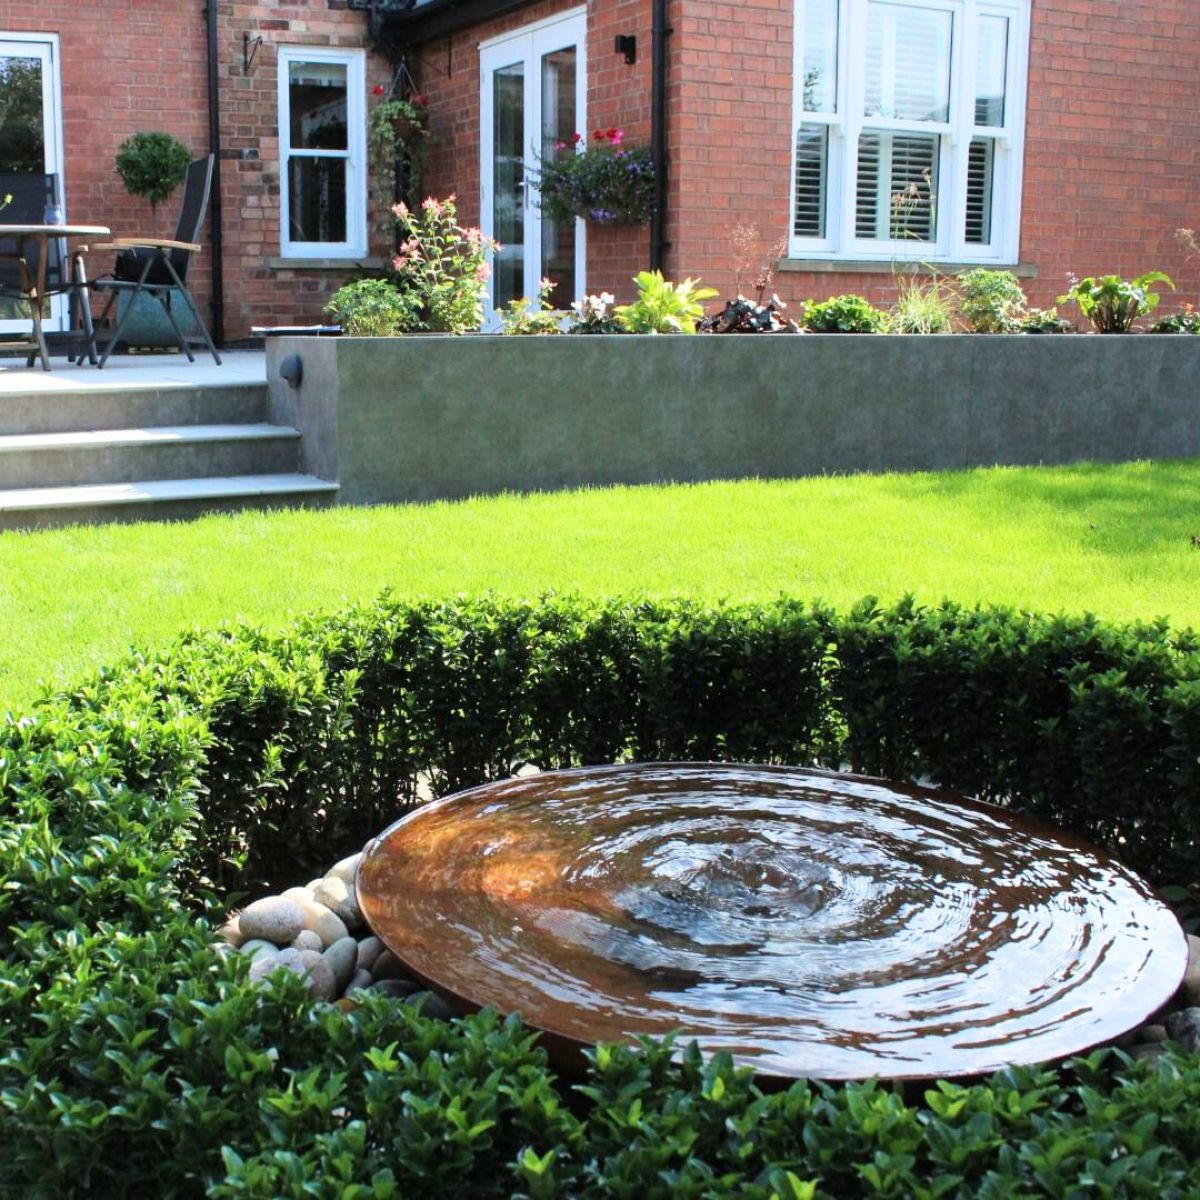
[417,0,1200,321]
[414,0,652,304]
[5,0,1195,338]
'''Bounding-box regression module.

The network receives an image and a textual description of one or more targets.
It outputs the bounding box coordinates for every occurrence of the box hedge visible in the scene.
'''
[2,593,1200,1197]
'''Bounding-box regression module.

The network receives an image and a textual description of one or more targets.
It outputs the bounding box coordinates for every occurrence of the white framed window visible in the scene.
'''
[790,0,1029,264]
[278,46,367,258]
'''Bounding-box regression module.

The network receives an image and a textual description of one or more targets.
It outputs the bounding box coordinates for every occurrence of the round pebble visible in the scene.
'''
[239,938,281,963]
[328,852,362,887]
[371,978,422,999]
[372,949,406,981]
[1166,1007,1200,1052]
[1130,1043,1166,1062]
[356,936,384,973]
[238,896,306,946]
[219,915,245,947]
[344,968,374,997]
[297,899,349,949]
[405,990,456,1020]
[290,929,324,953]
[301,955,338,1002]
[281,886,315,906]
[312,876,363,933]
[322,936,358,993]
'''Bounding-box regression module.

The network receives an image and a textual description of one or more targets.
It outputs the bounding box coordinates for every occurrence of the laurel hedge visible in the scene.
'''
[3,594,1200,1198]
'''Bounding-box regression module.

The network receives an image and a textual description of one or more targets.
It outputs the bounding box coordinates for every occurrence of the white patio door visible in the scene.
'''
[480,10,586,325]
[0,34,66,333]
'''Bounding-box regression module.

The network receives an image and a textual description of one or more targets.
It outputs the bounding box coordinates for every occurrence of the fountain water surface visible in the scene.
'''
[357,763,1186,1080]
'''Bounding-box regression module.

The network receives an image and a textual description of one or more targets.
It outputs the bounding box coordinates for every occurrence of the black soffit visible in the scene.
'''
[350,0,546,51]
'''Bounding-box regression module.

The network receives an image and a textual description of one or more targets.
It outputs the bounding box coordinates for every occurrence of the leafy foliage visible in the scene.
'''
[886,273,956,334]
[1151,304,1200,334]
[500,278,566,335]
[535,128,656,225]
[615,271,718,334]
[325,278,421,336]
[802,294,886,333]
[1058,272,1175,333]
[698,294,800,333]
[115,131,192,212]
[955,269,1027,334]
[4,594,1200,1195]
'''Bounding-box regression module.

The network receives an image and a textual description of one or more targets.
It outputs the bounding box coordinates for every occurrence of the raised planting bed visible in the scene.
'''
[266,333,1200,504]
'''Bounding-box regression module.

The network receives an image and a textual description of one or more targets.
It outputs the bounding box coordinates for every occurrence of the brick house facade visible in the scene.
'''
[0,0,1195,343]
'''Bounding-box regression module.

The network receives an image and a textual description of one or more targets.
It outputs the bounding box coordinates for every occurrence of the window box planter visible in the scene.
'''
[266,334,1200,506]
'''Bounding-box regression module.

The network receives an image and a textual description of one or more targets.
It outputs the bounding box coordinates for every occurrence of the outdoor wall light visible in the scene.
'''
[615,35,637,64]
[279,354,304,389]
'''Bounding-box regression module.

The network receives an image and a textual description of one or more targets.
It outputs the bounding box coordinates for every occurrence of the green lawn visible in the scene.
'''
[1,457,1197,715]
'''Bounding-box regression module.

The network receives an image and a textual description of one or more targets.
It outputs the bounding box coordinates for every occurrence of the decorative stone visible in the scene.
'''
[247,952,284,983]
[297,899,349,949]
[312,875,363,933]
[405,990,456,1020]
[239,938,281,963]
[237,897,306,946]
[219,914,245,947]
[1183,935,1200,1005]
[299,954,338,1002]
[290,929,324,953]
[305,879,324,891]
[356,936,384,973]
[1130,1043,1166,1062]
[1165,1007,1200,1053]
[328,852,362,887]
[344,968,374,997]
[372,949,406,981]
[1137,1024,1168,1044]
[371,978,422,1000]
[322,936,358,993]
[281,886,315,906]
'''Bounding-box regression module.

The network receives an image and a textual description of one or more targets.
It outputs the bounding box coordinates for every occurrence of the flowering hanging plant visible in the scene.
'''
[367,84,431,218]
[534,127,656,225]
[389,194,500,334]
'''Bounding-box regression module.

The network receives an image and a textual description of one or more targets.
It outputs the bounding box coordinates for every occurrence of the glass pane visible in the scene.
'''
[540,47,577,305]
[793,124,828,237]
[287,157,347,243]
[855,131,939,241]
[802,0,838,113]
[492,62,525,310]
[865,3,952,123]
[0,53,44,173]
[288,60,348,150]
[965,136,994,243]
[975,15,1008,127]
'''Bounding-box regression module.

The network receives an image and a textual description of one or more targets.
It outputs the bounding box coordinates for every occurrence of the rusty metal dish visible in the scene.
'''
[357,763,1187,1080]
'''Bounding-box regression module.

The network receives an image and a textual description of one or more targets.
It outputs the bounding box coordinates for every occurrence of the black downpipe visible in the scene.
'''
[205,1,226,348]
[649,0,669,271]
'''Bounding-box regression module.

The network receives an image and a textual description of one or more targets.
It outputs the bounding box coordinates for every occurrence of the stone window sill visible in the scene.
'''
[778,259,1038,278]
[267,257,385,271]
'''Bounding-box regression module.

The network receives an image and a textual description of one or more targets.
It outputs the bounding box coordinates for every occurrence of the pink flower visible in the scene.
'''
[610,128,624,145]
[571,132,582,144]
[411,93,428,105]
[422,196,443,214]
[475,262,491,282]
[392,254,407,271]
[555,140,567,151]
[592,129,606,141]
[464,226,483,249]
[392,201,409,219]
[372,84,385,96]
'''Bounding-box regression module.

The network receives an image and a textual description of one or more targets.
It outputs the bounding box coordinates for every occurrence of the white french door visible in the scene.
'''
[480,10,586,325]
[0,33,66,333]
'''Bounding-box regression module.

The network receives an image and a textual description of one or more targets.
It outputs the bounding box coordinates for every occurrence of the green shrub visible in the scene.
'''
[115,131,192,213]
[4,594,1200,1196]
[802,294,886,333]
[325,278,421,336]
[955,268,1027,333]
[1058,272,1175,333]
[615,271,718,334]
[1016,305,1071,334]
[1151,306,1200,334]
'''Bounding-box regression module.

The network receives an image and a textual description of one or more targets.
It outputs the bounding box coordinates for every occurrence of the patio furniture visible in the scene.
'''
[0,173,105,370]
[84,156,222,368]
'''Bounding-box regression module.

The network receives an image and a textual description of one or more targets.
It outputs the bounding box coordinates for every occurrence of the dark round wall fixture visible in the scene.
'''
[357,763,1187,1081]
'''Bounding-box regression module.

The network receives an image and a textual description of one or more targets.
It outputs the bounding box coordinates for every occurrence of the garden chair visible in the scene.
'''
[0,172,75,366]
[84,155,222,368]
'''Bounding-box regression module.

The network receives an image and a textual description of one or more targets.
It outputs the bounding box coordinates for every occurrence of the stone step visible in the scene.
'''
[0,381,268,435]
[0,423,302,488]
[0,473,340,531]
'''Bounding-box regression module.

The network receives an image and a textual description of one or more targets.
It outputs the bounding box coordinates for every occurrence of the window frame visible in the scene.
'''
[277,44,367,260]
[789,0,1030,265]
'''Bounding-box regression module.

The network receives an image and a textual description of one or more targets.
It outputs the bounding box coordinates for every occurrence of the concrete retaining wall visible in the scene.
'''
[266,334,1200,505]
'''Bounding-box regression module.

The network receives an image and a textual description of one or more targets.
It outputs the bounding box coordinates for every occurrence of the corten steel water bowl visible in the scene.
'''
[357,762,1187,1081]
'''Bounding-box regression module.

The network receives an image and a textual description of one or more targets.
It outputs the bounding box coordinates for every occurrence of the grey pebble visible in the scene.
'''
[356,936,384,972]
[1165,1007,1200,1052]
[312,875,364,933]
[372,978,422,999]
[344,968,374,997]
[372,949,406,981]
[290,929,324,953]
[238,897,306,946]
[322,936,359,993]
[328,852,362,887]
[405,991,456,1020]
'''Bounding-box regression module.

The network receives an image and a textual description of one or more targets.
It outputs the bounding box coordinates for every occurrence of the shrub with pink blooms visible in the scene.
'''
[389,194,500,334]
[534,127,656,225]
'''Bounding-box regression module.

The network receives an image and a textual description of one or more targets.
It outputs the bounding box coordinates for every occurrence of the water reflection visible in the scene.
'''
[358,763,1187,1080]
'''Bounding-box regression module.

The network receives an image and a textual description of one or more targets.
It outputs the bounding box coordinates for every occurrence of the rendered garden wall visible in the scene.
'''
[266,334,1200,505]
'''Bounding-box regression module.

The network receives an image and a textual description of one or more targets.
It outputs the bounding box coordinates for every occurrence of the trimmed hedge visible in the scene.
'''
[3,593,1200,1197]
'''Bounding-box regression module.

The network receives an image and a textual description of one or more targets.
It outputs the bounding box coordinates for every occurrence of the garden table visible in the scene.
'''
[0,223,110,370]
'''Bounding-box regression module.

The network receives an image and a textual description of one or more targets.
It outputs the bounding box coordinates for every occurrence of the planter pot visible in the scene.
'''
[114,287,200,350]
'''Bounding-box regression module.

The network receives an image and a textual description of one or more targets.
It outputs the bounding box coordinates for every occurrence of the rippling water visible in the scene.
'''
[358,763,1186,1080]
